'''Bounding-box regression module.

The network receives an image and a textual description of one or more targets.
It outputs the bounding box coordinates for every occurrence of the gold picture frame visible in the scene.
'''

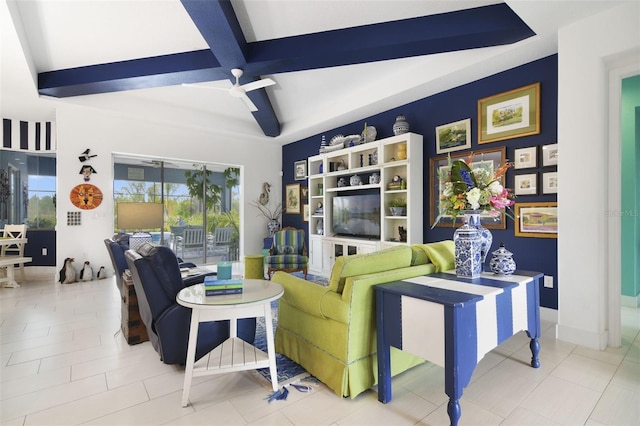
[514,202,558,238]
[478,83,540,144]
[285,183,301,214]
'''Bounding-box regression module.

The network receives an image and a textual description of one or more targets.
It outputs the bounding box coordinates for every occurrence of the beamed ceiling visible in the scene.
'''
[0,0,626,144]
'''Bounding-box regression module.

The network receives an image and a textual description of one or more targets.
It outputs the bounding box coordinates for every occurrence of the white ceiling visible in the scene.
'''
[0,0,627,146]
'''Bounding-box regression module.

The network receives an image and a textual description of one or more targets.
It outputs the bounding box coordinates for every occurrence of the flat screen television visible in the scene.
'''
[332,194,381,239]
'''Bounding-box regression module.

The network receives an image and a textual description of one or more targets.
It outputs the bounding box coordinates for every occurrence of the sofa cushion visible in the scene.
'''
[420,240,455,272]
[410,245,431,266]
[328,245,412,293]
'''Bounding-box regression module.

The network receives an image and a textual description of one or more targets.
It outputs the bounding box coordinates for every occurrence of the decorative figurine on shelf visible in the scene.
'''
[393,114,410,135]
[350,174,362,186]
[387,175,404,190]
[398,226,407,243]
[396,143,407,160]
[316,201,323,214]
[337,159,346,171]
[362,122,377,143]
[338,177,347,187]
[316,218,324,235]
[369,173,381,185]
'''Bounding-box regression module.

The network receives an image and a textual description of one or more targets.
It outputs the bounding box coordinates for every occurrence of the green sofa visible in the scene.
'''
[272,241,455,398]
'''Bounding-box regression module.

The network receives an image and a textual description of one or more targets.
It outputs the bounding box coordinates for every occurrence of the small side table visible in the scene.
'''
[177,279,284,407]
[121,270,149,345]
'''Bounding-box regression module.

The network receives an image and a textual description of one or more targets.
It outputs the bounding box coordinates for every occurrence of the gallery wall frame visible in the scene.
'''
[541,143,558,166]
[429,146,507,229]
[294,160,307,180]
[303,204,310,222]
[285,183,301,214]
[514,173,537,195]
[478,82,541,144]
[514,146,537,169]
[542,172,558,194]
[514,202,558,238]
[435,118,471,154]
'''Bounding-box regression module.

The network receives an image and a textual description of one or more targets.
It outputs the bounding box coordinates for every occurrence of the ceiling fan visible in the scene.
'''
[183,68,276,112]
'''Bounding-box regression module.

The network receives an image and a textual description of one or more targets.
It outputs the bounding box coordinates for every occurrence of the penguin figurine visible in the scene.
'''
[80,261,93,282]
[59,258,77,284]
[97,266,107,280]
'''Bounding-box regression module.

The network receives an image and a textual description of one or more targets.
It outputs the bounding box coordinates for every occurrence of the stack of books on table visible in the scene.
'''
[204,276,243,296]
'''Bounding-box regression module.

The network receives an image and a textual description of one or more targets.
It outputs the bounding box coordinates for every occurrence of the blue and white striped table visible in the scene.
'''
[376,270,542,426]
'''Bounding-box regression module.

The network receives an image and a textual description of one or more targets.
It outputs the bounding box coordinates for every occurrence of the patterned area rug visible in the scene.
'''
[252,272,327,387]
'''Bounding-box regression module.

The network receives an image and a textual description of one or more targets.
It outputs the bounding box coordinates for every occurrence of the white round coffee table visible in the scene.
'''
[177,279,283,407]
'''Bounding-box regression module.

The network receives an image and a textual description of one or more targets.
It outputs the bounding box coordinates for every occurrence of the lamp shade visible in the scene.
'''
[117,203,163,230]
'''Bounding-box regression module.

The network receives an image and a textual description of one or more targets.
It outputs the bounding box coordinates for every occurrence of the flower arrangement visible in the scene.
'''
[433,154,514,226]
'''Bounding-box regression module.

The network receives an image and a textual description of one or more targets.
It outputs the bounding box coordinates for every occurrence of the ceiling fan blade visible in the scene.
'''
[241,78,276,93]
[240,95,258,112]
[181,83,228,92]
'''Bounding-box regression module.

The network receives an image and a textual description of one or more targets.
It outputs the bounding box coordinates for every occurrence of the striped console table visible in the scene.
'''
[375,270,542,426]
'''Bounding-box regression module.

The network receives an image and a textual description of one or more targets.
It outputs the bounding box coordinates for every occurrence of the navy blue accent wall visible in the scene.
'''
[282,55,558,309]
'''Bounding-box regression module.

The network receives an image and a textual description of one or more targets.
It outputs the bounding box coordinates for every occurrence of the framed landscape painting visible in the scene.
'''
[435,118,471,154]
[478,83,540,144]
[515,202,558,238]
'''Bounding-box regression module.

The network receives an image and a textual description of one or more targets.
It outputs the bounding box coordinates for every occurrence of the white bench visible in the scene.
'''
[0,256,32,288]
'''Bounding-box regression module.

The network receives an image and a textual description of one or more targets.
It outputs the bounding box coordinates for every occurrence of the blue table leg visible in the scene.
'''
[529,336,540,368]
[447,398,461,426]
[376,291,393,403]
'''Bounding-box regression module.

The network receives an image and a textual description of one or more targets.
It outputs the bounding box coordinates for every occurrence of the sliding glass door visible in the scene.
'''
[113,155,240,264]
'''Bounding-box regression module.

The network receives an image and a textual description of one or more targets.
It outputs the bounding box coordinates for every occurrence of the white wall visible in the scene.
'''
[55,104,282,278]
[557,2,640,349]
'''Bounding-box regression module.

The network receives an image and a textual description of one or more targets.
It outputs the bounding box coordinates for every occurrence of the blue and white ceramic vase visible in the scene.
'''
[489,243,516,275]
[267,220,281,237]
[454,212,483,278]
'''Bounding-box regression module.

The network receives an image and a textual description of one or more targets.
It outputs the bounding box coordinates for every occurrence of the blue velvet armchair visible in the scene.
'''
[124,243,256,365]
[266,227,308,279]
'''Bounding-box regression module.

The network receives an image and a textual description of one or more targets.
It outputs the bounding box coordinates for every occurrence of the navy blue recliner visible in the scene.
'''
[124,243,256,365]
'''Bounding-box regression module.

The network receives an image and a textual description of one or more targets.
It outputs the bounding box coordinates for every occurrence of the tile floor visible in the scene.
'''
[1,274,638,425]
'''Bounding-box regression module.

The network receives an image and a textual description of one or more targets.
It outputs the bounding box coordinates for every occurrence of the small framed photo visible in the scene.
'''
[541,143,558,166]
[303,204,310,222]
[300,186,309,200]
[542,172,558,194]
[435,118,471,154]
[294,160,307,180]
[515,202,558,238]
[514,173,537,195]
[514,146,537,169]
[285,183,301,214]
[478,83,540,144]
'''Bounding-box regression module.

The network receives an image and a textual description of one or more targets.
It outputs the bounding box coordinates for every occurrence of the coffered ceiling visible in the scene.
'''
[0,0,626,145]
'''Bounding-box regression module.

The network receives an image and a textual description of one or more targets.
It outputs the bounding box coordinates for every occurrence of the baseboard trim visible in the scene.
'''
[621,294,639,308]
[540,307,558,324]
[556,323,609,351]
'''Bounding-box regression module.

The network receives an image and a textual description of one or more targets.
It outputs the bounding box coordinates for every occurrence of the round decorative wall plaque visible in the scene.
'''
[69,184,103,210]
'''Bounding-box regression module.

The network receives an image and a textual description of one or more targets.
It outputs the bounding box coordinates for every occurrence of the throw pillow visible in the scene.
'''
[421,240,455,272]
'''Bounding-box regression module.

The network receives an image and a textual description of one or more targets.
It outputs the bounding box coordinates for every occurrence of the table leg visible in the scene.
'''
[264,303,278,391]
[3,265,20,288]
[376,291,392,403]
[529,336,540,368]
[447,398,461,426]
[181,309,201,407]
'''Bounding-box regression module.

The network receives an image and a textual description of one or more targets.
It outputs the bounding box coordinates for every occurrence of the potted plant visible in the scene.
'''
[387,198,407,216]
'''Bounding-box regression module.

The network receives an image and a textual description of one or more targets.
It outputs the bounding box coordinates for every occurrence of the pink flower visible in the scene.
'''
[489,189,514,210]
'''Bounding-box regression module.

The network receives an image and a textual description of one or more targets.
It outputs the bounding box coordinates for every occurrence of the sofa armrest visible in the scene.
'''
[271,271,331,319]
